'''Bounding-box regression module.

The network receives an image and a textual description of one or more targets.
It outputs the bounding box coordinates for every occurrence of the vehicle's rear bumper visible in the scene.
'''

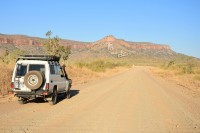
[14,89,51,99]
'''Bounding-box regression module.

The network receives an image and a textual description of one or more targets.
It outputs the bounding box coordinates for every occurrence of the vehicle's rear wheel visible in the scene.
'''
[50,89,57,105]
[24,71,44,90]
[18,98,27,104]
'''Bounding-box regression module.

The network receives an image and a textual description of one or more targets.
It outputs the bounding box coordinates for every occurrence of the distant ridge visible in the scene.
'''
[0,33,174,59]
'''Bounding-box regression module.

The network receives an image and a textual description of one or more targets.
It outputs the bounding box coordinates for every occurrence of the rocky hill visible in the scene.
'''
[0,34,41,45]
[89,35,173,58]
[0,34,174,60]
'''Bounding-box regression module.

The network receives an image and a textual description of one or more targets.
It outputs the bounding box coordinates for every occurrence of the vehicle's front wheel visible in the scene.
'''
[66,91,70,99]
[64,91,70,99]
[49,89,57,105]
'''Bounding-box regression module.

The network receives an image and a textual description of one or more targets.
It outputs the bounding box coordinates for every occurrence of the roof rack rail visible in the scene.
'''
[17,55,60,62]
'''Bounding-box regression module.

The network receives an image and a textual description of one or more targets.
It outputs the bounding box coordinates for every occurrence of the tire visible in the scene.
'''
[66,91,71,99]
[68,79,72,89]
[18,98,27,104]
[24,71,43,90]
[64,79,72,99]
[50,89,57,105]
[64,90,70,99]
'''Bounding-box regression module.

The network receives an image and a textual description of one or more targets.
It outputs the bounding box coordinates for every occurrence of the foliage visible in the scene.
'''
[75,59,131,72]
[167,60,175,68]
[0,48,24,64]
[44,31,71,63]
[182,63,195,74]
[161,59,199,74]
[0,65,13,96]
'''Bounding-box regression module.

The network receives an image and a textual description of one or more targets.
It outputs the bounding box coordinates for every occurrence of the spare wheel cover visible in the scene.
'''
[24,71,43,90]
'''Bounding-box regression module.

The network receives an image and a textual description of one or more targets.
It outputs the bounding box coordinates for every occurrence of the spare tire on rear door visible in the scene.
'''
[24,71,44,90]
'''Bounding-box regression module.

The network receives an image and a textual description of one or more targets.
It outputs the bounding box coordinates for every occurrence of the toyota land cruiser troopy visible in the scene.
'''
[10,55,72,105]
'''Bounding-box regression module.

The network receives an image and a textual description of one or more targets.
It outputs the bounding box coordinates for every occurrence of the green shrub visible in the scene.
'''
[182,63,194,74]
[0,49,25,64]
[167,60,175,68]
[75,59,131,72]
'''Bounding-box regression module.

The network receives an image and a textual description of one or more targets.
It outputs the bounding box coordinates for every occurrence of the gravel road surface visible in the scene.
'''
[0,67,200,133]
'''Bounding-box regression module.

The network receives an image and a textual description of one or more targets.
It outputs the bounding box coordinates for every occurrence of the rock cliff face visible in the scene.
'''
[0,34,172,51]
[0,34,91,49]
[97,35,172,51]
[0,34,174,58]
[0,34,41,46]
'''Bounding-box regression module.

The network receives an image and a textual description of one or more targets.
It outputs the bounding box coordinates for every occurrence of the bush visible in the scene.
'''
[44,31,71,63]
[182,64,194,74]
[162,60,197,75]
[0,49,24,64]
[0,65,13,96]
[167,60,175,68]
[75,59,131,72]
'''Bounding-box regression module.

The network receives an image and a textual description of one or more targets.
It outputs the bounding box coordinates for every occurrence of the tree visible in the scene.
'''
[44,31,71,64]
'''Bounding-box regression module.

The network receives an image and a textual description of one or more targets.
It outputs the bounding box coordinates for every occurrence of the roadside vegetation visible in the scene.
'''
[0,64,13,96]
[44,31,71,64]
[0,48,23,96]
[150,55,200,91]
[74,58,131,72]
[0,58,131,96]
[0,31,131,96]
[0,32,199,96]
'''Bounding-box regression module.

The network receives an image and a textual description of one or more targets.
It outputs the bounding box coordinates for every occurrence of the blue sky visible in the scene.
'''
[0,0,200,58]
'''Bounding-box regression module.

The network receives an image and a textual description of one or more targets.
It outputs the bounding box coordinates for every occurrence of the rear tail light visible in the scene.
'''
[11,82,14,89]
[45,83,49,90]
[43,92,48,95]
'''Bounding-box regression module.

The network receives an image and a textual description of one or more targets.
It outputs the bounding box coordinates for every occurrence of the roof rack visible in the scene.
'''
[17,55,60,62]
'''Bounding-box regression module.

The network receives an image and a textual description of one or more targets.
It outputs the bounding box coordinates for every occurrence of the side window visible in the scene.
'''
[49,61,61,75]
[50,65,55,74]
[54,65,62,75]
[16,64,27,77]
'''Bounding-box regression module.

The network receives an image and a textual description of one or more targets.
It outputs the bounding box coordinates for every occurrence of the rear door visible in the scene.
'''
[14,64,29,91]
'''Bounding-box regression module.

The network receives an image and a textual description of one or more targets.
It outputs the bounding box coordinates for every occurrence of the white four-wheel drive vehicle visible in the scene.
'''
[10,55,72,105]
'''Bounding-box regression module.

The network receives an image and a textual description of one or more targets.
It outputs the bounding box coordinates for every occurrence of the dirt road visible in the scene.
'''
[0,67,200,133]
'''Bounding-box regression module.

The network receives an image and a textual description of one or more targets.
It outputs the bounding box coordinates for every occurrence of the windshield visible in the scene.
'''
[16,64,27,77]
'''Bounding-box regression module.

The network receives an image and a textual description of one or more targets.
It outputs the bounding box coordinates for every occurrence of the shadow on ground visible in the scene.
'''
[24,89,80,104]
[69,89,80,98]
[57,89,80,103]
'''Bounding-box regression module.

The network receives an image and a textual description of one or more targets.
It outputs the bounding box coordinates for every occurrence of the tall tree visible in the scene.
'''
[44,31,71,63]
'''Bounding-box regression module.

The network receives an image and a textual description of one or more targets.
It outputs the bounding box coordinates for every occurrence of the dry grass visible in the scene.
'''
[65,58,131,85]
[74,58,131,72]
[0,61,129,96]
[149,59,200,92]
[66,65,98,85]
[149,67,200,91]
[66,65,129,85]
[0,64,13,96]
